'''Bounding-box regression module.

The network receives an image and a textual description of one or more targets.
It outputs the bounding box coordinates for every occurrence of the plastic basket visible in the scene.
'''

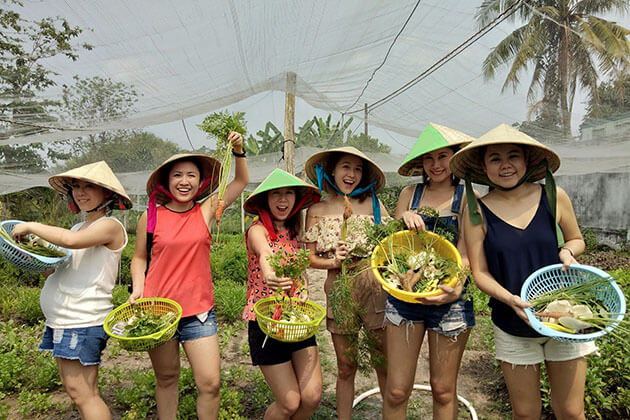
[104,298,182,351]
[253,297,326,343]
[0,220,71,272]
[370,230,462,303]
[521,264,626,343]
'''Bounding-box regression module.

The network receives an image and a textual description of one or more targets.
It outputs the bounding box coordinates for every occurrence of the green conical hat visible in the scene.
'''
[398,123,475,176]
[244,168,320,215]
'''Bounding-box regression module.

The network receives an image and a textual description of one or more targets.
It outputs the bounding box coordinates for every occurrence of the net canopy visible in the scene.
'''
[1,0,629,174]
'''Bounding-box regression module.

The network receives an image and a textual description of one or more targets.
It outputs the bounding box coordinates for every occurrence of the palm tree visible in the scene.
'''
[477,0,630,135]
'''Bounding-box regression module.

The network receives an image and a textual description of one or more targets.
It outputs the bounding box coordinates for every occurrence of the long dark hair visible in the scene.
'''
[324,153,371,201]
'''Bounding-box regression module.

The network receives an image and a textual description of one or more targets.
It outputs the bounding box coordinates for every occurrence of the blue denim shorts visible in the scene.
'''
[172,308,218,343]
[385,295,475,337]
[39,326,109,366]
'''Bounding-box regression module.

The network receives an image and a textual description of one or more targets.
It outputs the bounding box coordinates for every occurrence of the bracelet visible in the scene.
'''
[232,149,246,158]
[561,246,574,257]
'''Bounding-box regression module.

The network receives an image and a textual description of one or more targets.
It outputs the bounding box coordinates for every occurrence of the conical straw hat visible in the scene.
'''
[49,161,132,209]
[146,153,222,205]
[449,123,560,183]
[244,168,320,215]
[303,146,386,193]
[398,123,475,176]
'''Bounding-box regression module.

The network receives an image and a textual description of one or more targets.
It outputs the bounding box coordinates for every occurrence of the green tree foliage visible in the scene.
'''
[244,121,283,155]
[583,73,630,124]
[345,132,391,153]
[295,115,351,149]
[64,131,181,172]
[477,1,630,136]
[0,0,92,171]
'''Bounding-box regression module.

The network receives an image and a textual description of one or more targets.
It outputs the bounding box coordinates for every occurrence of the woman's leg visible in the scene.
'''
[500,362,542,420]
[148,340,181,420]
[183,335,221,420]
[427,329,471,420]
[370,327,388,394]
[290,345,322,420]
[331,333,358,420]
[260,362,302,420]
[382,322,425,420]
[546,357,588,420]
[56,358,111,420]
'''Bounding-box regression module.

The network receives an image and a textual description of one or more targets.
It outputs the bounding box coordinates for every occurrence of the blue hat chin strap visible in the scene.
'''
[314,163,381,224]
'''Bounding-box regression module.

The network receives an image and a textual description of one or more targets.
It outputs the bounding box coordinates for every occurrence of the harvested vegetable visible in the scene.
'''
[115,305,178,338]
[529,278,629,342]
[198,110,247,237]
[265,248,311,322]
[377,230,462,294]
[0,228,66,258]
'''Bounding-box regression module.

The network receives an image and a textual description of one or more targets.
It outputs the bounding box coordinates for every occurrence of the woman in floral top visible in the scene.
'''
[302,147,390,420]
[243,169,322,420]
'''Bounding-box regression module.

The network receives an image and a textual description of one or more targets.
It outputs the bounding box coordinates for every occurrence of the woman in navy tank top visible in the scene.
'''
[383,123,476,420]
[452,124,596,420]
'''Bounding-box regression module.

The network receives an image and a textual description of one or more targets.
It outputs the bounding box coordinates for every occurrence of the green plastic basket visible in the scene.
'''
[104,297,182,351]
[253,297,325,343]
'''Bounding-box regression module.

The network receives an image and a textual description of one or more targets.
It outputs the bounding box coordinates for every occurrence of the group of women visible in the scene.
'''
[13,122,595,420]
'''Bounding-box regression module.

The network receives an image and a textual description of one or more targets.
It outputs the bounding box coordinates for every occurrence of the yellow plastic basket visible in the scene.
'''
[253,297,326,343]
[370,230,462,303]
[104,298,182,352]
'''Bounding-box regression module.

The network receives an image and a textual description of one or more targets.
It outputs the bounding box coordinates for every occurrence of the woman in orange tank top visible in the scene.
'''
[129,132,248,420]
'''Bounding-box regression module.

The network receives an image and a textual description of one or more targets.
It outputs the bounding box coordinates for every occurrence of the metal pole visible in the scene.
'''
[364,103,368,135]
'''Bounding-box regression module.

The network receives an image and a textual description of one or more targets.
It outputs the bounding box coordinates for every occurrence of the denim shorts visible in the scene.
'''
[39,325,109,366]
[494,325,598,365]
[385,295,475,337]
[172,308,218,343]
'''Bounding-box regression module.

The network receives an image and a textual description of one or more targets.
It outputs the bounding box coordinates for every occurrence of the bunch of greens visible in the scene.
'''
[265,248,311,323]
[197,110,247,237]
[529,277,629,343]
[122,305,178,338]
[377,229,463,294]
[0,228,66,258]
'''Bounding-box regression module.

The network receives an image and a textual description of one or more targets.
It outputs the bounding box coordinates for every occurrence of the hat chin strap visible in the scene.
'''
[314,163,381,224]
[254,192,321,241]
[147,178,212,234]
[465,160,564,247]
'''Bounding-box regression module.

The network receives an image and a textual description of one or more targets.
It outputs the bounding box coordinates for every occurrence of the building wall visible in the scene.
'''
[557,172,629,247]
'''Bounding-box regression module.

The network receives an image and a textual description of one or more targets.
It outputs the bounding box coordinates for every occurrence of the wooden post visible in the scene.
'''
[284,72,297,174]
[364,103,368,135]
[240,192,245,234]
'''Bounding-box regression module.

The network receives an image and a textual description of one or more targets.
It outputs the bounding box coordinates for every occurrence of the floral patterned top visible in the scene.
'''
[302,214,383,258]
[242,220,300,321]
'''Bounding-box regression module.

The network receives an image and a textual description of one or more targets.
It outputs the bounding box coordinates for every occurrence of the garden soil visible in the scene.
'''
[19,268,510,420]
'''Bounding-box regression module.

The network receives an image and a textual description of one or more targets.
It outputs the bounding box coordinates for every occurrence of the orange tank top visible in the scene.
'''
[143,204,214,317]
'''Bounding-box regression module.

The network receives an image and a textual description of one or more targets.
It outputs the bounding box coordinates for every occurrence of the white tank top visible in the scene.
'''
[40,216,128,328]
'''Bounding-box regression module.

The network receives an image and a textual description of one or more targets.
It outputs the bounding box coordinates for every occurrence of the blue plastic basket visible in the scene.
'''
[0,220,71,272]
[521,264,626,343]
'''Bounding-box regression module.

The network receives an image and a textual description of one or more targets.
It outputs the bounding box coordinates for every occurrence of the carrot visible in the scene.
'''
[343,196,352,220]
[215,199,225,224]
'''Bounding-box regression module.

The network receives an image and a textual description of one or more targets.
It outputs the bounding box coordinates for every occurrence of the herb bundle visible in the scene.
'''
[0,228,66,258]
[198,110,247,237]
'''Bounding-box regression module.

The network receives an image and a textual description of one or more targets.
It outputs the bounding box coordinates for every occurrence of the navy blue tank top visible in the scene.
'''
[478,185,560,337]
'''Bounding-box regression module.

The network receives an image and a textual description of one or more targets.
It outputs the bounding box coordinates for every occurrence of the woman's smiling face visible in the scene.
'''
[332,154,363,195]
[167,161,201,202]
[267,187,296,221]
[422,147,454,183]
[483,143,527,188]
